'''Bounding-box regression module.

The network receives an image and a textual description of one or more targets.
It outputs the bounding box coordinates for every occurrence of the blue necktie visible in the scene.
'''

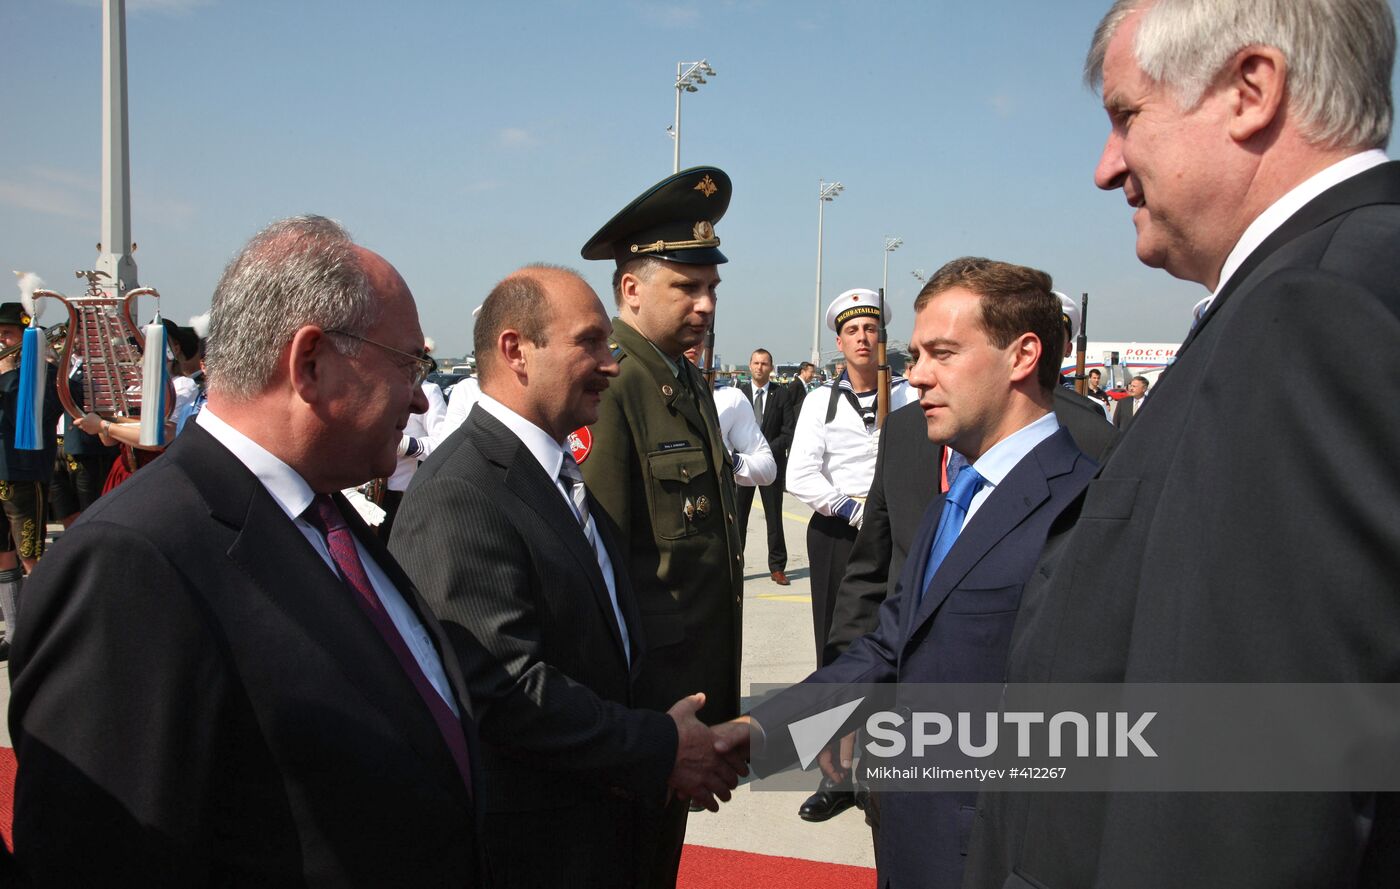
[919,465,986,602]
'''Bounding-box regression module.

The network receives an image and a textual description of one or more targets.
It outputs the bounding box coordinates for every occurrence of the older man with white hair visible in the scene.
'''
[968,1,1400,886]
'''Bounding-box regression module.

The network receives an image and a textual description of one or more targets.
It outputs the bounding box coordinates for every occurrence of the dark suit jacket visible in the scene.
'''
[389,408,677,887]
[754,427,1097,889]
[389,408,676,806]
[739,381,796,458]
[967,162,1400,889]
[1111,393,1139,431]
[825,398,1115,665]
[9,422,482,887]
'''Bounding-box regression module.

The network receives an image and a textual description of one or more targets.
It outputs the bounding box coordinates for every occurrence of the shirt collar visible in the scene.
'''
[474,393,566,480]
[1212,149,1390,300]
[195,407,316,522]
[967,412,1060,490]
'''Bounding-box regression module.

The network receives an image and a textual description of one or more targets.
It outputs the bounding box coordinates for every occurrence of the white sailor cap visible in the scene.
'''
[826,288,887,332]
[1055,291,1080,341]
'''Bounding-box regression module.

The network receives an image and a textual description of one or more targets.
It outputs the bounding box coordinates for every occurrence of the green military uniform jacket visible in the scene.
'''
[581,317,743,724]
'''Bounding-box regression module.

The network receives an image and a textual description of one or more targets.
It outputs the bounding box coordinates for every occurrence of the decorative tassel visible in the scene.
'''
[139,313,170,447]
[13,321,44,451]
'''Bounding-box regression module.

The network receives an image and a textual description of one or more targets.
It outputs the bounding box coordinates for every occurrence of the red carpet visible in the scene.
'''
[679,844,875,888]
[0,747,13,850]
[0,748,874,885]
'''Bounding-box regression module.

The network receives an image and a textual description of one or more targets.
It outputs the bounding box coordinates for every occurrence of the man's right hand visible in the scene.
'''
[817,731,856,784]
[666,693,746,812]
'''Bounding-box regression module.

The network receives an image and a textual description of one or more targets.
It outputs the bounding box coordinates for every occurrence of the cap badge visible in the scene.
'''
[693,220,715,241]
[694,175,718,197]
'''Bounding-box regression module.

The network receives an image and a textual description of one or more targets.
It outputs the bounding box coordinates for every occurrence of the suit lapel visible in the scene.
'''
[471,411,633,669]
[593,508,647,678]
[177,425,472,804]
[344,497,476,725]
[905,429,1075,639]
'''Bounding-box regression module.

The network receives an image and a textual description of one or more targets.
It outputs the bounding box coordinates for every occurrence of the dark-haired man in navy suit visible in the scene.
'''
[718,257,1098,889]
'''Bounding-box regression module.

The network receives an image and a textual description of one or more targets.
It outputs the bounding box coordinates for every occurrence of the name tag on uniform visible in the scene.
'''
[658,440,692,451]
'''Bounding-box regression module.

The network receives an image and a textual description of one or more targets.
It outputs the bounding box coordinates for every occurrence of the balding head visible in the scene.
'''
[475,264,619,441]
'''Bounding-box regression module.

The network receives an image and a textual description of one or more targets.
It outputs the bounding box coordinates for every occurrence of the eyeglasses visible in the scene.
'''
[324,329,434,387]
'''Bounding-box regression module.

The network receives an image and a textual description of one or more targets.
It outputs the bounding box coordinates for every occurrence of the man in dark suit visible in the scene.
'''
[967,2,1400,886]
[737,347,796,584]
[8,216,483,886]
[787,361,816,402]
[718,257,1099,889]
[389,265,742,888]
[1111,373,1148,430]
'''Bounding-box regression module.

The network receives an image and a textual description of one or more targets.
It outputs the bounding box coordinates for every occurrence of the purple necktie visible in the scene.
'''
[303,494,472,796]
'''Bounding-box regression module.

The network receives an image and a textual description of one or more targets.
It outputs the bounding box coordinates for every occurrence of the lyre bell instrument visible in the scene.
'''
[30,269,175,423]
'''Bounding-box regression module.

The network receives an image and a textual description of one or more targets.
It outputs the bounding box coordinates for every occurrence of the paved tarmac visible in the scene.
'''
[0,498,876,867]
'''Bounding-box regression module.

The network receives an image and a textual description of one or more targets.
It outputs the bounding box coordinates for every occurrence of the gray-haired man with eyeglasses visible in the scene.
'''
[9,215,484,885]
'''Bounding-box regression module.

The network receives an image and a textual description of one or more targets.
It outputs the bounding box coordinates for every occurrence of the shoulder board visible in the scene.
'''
[610,343,627,362]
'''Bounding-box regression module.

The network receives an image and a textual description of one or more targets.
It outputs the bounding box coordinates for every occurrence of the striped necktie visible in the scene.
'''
[558,452,595,547]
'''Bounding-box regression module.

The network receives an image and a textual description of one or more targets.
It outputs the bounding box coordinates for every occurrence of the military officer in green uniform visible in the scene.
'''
[579,166,742,888]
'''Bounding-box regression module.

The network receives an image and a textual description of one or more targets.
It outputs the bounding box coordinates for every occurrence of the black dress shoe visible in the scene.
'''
[798,786,856,822]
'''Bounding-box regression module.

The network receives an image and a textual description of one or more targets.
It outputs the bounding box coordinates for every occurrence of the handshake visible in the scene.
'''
[665,693,756,811]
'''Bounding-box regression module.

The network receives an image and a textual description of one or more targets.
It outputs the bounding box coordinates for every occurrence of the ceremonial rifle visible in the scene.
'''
[702,320,717,389]
[875,286,891,428]
[1075,292,1089,396]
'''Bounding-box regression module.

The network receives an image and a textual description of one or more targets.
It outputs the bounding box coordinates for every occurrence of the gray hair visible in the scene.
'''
[1086,0,1394,150]
[204,215,379,399]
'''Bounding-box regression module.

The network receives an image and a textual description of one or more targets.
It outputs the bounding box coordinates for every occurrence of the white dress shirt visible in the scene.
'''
[712,386,777,486]
[475,394,631,663]
[963,411,1060,525]
[195,407,459,713]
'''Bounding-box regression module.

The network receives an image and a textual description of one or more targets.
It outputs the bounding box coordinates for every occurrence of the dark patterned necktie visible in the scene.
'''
[303,494,472,795]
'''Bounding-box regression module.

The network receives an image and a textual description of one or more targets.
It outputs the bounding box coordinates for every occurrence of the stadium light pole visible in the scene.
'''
[812,179,844,365]
[882,236,902,298]
[672,60,716,173]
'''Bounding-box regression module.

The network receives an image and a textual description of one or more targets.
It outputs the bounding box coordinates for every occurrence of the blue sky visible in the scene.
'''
[3,0,1397,365]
